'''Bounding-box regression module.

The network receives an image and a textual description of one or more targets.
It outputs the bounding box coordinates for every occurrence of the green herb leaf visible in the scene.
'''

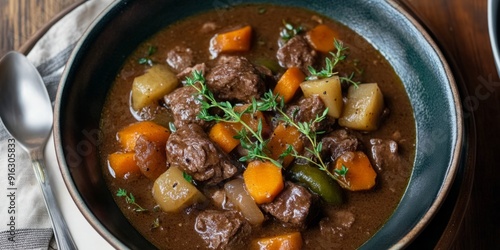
[116,188,148,212]
[340,72,360,88]
[280,20,303,42]
[169,122,177,133]
[183,172,193,183]
[151,217,160,229]
[306,39,348,81]
[138,45,157,66]
[334,164,350,185]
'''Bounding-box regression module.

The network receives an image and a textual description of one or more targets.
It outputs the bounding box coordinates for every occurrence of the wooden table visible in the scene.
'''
[1,0,497,248]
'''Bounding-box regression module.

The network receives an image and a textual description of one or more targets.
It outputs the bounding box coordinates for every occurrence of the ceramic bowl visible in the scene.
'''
[54,0,463,249]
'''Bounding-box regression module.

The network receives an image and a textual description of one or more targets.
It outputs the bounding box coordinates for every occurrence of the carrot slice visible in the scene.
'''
[266,123,304,168]
[210,25,252,56]
[251,232,303,250]
[334,151,377,191]
[243,161,284,204]
[273,67,306,103]
[108,152,141,179]
[209,122,240,153]
[306,24,339,53]
[117,121,170,152]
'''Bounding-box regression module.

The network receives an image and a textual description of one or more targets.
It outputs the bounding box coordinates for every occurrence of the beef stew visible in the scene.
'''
[99,4,415,249]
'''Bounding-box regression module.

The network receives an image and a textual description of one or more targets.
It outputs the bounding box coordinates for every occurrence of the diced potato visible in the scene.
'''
[152,167,206,213]
[339,83,384,131]
[132,64,179,110]
[300,76,343,118]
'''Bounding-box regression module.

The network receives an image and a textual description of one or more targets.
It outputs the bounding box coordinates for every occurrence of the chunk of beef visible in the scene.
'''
[320,129,362,162]
[195,210,251,250]
[134,135,167,180]
[260,182,314,228]
[176,63,207,81]
[286,95,331,132]
[164,85,209,129]
[166,46,194,73]
[205,56,266,103]
[369,138,400,172]
[166,124,237,185]
[277,35,317,72]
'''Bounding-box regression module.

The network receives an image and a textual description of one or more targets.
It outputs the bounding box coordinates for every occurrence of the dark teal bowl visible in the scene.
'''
[54,0,463,249]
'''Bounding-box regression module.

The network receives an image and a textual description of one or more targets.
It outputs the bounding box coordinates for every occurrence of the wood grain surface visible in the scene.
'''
[1,0,498,249]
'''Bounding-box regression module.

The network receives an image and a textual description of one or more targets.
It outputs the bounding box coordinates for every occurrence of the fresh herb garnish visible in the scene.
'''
[306,39,360,88]
[184,71,350,187]
[183,172,193,183]
[138,45,157,66]
[116,188,147,212]
[185,71,283,167]
[340,72,360,88]
[169,122,177,133]
[334,164,349,184]
[151,217,160,229]
[280,20,303,42]
[306,39,346,80]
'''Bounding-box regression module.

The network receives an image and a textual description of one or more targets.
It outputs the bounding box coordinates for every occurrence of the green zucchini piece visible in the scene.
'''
[289,163,343,205]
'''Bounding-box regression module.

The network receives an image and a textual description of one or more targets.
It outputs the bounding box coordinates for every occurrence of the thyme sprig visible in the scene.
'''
[306,40,360,88]
[184,71,350,187]
[116,188,147,212]
[334,164,350,185]
[306,39,346,81]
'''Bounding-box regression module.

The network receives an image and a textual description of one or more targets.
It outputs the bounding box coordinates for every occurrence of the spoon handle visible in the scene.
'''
[31,149,78,250]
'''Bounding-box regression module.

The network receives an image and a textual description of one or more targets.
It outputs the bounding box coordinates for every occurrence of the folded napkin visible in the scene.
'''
[0,0,112,249]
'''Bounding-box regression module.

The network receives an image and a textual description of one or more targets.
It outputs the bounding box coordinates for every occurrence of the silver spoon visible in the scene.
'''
[0,51,77,250]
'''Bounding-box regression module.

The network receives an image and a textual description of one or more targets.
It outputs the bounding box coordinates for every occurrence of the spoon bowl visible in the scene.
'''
[0,51,77,250]
[0,52,52,149]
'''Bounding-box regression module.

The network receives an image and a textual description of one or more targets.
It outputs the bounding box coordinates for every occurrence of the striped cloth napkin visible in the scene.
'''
[0,0,112,249]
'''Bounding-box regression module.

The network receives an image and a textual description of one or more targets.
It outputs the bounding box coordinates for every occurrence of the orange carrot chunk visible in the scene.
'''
[243,161,284,204]
[334,151,377,191]
[273,67,306,103]
[306,24,339,53]
[210,25,252,56]
[266,123,304,168]
[251,232,303,250]
[210,106,271,153]
[233,105,271,136]
[108,152,141,179]
[209,122,240,153]
[117,121,170,152]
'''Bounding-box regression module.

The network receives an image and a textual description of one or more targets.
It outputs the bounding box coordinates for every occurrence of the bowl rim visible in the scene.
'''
[384,1,462,248]
[53,0,464,249]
